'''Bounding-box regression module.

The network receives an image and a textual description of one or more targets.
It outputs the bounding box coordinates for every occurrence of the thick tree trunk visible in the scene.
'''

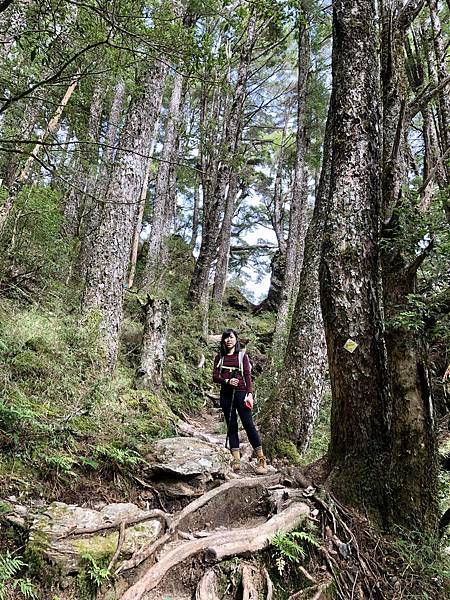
[136,296,171,389]
[143,70,184,290]
[262,107,332,457]
[81,62,166,369]
[319,0,392,522]
[382,247,438,530]
[272,15,310,349]
[212,171,240,303]
[379,1,439,531]
[77,78,126,276]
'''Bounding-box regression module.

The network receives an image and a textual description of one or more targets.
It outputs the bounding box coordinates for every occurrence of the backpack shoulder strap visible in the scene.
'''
[238,350,246,375]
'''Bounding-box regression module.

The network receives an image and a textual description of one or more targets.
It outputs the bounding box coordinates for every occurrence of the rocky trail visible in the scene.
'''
[2,403,384,599]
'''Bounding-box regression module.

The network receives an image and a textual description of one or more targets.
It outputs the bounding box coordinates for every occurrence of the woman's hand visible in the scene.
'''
[229,377,239,387]
[244,393,253,409]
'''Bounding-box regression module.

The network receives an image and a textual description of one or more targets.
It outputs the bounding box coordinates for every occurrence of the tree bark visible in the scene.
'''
[262,105,332,457]
[212,171,241,303]
[81,61,166,369]
[319,0,392,522]
[77,78,126,275]
[379,1,439,531]
[136,296,171,389]
[142,70,184,290]
[272,12,310,349]
[127,114,160,290]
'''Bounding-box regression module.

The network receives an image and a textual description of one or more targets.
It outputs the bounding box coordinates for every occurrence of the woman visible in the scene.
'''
[213,328,267,474]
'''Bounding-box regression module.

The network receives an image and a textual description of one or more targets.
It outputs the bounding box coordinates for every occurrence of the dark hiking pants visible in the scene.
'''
[220,386,261,450]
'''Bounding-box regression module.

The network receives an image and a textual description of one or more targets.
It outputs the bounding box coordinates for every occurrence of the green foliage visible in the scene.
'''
[390,528,450,598]
[77,553,112,599]
[0,552,38,600]
[271,530,320,575]
[0,299,174,494]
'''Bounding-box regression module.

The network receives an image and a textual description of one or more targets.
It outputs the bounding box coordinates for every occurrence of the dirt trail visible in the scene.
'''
[114,404,310,600]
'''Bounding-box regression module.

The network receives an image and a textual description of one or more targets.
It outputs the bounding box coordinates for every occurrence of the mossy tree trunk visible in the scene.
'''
[380,0,439,531]
[319,0,393,523]
[262,106,332,457]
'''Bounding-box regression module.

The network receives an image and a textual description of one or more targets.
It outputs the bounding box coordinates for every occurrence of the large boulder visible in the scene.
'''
[148,437,230,478]
[28,502,162,574]
[146,437,231,498]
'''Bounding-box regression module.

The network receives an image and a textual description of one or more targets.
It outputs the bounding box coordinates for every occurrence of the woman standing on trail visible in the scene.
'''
[213,329,268,475]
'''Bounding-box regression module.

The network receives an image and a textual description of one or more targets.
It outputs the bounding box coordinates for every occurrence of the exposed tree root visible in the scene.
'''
[195,569,220,599]
[120,501,309,600]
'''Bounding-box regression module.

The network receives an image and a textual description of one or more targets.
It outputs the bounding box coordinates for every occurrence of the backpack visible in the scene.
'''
[217,349,252,376]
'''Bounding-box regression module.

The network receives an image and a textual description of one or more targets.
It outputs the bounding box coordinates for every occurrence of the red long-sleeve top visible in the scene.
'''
[213,352,252,393]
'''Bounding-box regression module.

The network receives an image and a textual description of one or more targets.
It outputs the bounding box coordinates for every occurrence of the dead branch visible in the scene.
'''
[263,566,274,600]
[242,564,259,600]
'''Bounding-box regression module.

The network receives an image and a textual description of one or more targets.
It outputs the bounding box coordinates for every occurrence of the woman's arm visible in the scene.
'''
[243,353,253,394]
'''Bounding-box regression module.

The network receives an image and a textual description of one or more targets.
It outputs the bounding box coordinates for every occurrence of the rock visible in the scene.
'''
[148,437,230,478]
[28,502,162,574]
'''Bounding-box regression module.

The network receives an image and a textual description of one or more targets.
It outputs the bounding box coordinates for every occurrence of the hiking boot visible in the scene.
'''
[231,449,241,473]
[231,457,241,472]
[254,456,268,475]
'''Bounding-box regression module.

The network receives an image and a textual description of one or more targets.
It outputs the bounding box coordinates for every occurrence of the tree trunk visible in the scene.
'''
[142,70,184,290]
[63,80,104,238]
[272,13,310,349]
[427,0,450,221]
[127,114,161,290]
[77,78,126,276]
[188,13,257,318]
[136,296,171,389]
[0,71,80,234]
[379,1,439,531]
[319,0,392,523]
[212,171,240,303]
[262,106,332,457]
[189,180,200,250]
[81,62,166,370]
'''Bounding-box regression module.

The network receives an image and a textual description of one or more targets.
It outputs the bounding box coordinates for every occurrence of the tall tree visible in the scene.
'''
[380,0,438,530]
[262,105,332,457]
[272,9,310,350]
[81,60,167,368]
[188,11,257,321]
[319,0,392,523]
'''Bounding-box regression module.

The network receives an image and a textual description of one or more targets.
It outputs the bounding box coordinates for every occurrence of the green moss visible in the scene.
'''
[273,440,302,465]
[72,534,117,562]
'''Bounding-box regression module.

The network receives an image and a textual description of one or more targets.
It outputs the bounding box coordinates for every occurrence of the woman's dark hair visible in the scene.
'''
[220,328,241,356]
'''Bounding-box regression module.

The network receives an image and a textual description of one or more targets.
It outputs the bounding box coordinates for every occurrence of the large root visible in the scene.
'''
[120,500,309,600]
[195,569,220,600]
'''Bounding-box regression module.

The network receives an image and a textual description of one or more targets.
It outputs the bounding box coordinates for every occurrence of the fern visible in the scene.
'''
[290,530,320,548]
[271,529,320,573]
[0,553,38,599]
[0,552,25,580]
